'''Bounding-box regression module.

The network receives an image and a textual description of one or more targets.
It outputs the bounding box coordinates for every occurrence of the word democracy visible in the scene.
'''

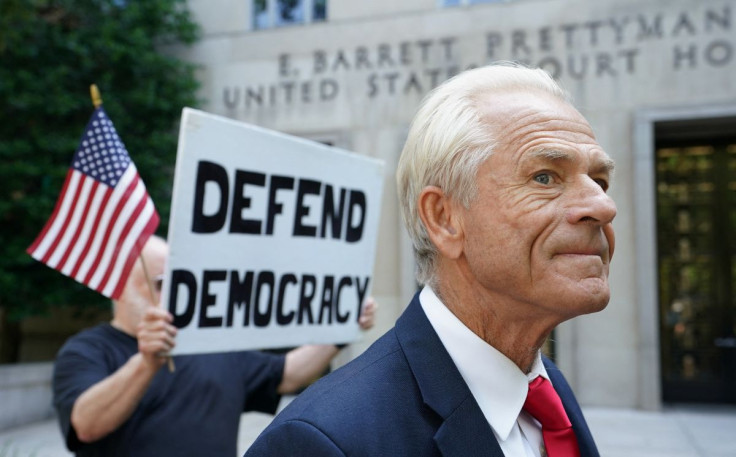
[168,268,371,330]
[192,160,368,242]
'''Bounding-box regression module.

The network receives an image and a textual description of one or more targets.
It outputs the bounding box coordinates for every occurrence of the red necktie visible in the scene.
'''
[523,376,581,457]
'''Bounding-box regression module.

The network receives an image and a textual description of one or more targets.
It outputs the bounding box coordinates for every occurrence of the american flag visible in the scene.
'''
[27,107,159,299]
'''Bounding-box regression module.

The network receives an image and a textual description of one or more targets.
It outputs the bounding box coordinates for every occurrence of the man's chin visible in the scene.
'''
[583,297,610,315]
[577,281,610,315]
[553,277,610,318]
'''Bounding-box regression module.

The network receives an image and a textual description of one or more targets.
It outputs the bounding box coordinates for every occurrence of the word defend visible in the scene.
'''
[164,109,384,355]
[191,161,367,242]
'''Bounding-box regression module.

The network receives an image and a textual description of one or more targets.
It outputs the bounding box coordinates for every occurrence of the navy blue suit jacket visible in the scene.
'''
[246,294,600,456]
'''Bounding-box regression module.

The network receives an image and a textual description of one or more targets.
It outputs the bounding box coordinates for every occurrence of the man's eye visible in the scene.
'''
[154,274,164,292]
[533,173,552,185]
[594,178,609,191]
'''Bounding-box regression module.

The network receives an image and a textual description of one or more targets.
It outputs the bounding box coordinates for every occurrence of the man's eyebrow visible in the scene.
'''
[526,148,616,174]
[527,148,575,163]
[596,157,616,175]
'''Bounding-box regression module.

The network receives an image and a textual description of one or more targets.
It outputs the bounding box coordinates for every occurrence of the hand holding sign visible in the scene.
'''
[358,297,377,330]
[136,306,177,369]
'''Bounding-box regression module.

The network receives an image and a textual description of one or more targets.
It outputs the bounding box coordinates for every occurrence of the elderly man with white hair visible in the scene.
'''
[246,62,616,457]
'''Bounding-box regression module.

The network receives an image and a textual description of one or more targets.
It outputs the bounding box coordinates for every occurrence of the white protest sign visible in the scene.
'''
[163,108,384,355]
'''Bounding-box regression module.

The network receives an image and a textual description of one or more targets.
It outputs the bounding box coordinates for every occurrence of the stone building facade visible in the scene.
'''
[173,0,736,410]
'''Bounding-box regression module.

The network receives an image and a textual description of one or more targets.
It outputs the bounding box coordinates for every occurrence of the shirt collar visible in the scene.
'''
[419,286,549,441]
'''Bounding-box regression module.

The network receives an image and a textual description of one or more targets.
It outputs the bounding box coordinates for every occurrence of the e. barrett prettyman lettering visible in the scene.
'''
[169,269,370,330]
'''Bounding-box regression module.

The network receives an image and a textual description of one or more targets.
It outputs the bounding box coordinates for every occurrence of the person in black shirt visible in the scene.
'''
[53,235,376,456]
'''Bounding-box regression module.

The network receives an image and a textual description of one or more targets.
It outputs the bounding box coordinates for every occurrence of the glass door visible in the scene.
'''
[656,138,736,403]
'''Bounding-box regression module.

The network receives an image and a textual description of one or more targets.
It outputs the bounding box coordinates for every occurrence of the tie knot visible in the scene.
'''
[523,377,572,431]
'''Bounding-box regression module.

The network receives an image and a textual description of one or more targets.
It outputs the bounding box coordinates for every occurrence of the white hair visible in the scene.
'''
[396,62,569,286]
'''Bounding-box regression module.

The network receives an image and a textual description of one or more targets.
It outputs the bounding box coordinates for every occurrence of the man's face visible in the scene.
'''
[114,239,168,332]
[458,90,616,321]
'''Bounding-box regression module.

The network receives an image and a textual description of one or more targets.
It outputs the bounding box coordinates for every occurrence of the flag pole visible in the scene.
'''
[90,84,102,109]
[89,84,174,372]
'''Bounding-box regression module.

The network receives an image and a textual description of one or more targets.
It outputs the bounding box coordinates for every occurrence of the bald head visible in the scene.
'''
[111,236,168,335]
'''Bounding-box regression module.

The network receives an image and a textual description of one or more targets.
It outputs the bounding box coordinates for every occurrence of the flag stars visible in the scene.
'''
[71,109,132,186]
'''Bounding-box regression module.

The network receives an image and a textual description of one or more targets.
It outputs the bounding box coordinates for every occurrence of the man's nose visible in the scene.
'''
[565,176,617,226]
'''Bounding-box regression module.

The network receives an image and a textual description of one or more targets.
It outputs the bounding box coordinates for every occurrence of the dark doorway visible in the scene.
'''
[655,116,736,403]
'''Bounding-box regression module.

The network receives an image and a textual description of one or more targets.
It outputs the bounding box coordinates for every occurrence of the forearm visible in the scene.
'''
[278,344,339,394]
[276,298,376,395]
[70,353,161,442]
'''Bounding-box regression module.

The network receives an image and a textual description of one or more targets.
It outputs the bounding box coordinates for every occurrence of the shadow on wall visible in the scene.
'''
[0,306,110,431]
[0,362,55,431]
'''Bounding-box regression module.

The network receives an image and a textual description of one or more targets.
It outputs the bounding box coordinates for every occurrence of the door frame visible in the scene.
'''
[633,103,736,410]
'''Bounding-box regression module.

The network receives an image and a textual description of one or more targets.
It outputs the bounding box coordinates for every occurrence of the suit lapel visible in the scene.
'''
[395,294,505,457]
[544,357,601,457]
[434,397,506,457]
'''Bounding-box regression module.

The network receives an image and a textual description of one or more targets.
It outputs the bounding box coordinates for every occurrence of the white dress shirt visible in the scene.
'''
[419,286,549,457]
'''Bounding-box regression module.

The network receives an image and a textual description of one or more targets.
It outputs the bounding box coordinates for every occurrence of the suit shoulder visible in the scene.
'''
[245,419,346,456]
[255,328,441,456]
[285,328,408,415]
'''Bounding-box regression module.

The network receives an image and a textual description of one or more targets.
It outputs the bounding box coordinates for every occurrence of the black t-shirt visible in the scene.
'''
[53,323,285,457]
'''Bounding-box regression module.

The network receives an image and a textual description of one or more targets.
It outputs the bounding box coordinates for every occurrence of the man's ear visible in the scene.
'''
[417,186,464,260]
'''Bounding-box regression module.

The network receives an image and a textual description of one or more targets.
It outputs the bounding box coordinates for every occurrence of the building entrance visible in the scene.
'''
[655,117,736,403]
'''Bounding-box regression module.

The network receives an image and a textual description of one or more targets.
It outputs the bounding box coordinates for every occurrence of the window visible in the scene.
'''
[440,0,508,6]
[253,0,326,30]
